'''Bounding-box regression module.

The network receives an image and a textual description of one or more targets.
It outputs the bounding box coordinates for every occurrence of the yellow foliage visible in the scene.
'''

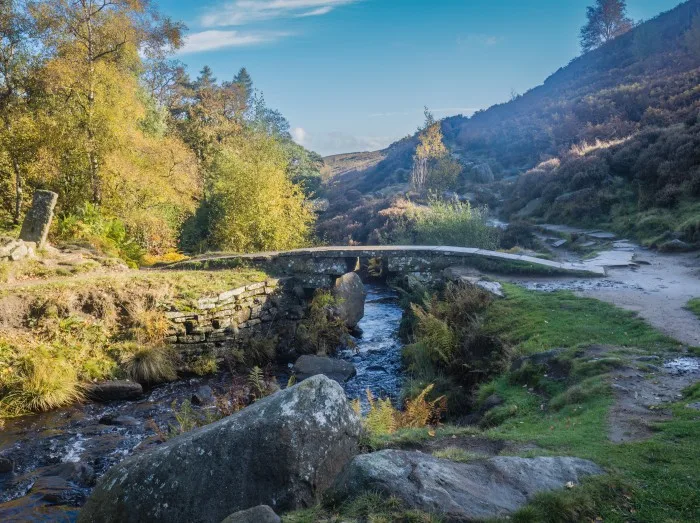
[359,385,446,437]
[208,132,314,252]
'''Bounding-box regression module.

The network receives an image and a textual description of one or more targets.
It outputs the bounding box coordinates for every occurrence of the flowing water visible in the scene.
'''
[341,284,404,410]
[0,283,406,521]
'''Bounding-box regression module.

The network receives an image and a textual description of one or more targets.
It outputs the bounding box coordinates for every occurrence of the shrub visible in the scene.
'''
[295,290,351,355]
[121,345,176,384]
[54,203,145,267]
[402,282,508,415]
[354,384,446,438]
[396,198,500,249]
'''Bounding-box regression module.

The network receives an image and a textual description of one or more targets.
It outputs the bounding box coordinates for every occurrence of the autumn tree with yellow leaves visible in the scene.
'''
[0,0,320,261]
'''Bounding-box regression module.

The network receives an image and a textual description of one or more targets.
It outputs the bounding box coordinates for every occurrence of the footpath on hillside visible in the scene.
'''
[501,225,700,347]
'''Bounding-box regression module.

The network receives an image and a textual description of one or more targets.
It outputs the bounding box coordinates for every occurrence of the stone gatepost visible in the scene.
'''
[19,190,58,248]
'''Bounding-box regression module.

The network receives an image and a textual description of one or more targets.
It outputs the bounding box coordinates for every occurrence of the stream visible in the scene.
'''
[0,283,405,521]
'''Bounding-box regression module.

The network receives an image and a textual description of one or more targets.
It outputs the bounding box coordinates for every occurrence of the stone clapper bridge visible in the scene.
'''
[167,245,607,287]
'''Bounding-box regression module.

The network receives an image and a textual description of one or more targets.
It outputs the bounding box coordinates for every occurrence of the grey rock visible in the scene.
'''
[686,402,700,411]
[510,348,565,373]
[481,394,504,411]
[33,475,87,505]
[191,385,216,406]
[332,272,366,328]
[99,414,142,427]
[0,456,13,473]
[329,450,603,521]
[46,462,96,488]
[293,355,357,383]
[220,505,281,523]
[85,381,143,402]
[9,242,29,261]
[19,190,58,247]
[79,375,361,523]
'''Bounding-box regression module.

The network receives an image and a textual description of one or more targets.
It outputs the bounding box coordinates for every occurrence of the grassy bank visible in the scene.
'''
[482,284,678,356]
[0,268,267,419]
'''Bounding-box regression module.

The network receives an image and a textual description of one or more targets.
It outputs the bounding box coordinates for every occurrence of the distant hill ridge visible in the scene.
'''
[325,0,699,190]
[321,0,700,249]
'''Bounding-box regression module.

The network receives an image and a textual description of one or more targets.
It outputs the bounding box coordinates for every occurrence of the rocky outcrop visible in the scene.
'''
[220,505,280,523]
[329,450,603,521]
[79,375,361,523]
[332,272,365,328]
[293,355,357,383]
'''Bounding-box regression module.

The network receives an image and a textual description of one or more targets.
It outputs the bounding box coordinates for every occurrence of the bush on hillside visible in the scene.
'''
[392,199,500,249]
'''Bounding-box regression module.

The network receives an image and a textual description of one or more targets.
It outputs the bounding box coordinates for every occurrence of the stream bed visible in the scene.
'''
[0,284,406,521]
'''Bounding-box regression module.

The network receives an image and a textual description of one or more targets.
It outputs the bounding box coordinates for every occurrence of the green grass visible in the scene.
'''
[482,284,680,355]
[283,492,442,523]
[476,364,700,522]
[686,298,700,319]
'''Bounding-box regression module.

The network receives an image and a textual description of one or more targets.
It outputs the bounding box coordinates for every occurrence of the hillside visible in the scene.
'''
[319,0,700,248]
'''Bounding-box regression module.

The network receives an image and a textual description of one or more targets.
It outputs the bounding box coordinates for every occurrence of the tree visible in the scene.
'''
[580,0,633,53]
[233,67,252,107]
[0,0,36,224]
[412,108,447,192]
[207,131,313,252]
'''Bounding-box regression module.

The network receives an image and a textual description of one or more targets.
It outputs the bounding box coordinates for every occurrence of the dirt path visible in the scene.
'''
[609,356,700,442]
[502,242,700,347]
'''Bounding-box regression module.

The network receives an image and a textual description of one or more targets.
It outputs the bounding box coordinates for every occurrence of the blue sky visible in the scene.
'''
[157,0,683,156]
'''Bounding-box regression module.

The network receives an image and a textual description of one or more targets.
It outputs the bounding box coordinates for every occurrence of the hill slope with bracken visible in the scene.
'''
[320,0,700,248]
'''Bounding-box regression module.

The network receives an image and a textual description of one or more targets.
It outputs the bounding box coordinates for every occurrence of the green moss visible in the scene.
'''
[686,298,700,319]
[482,284,680,355]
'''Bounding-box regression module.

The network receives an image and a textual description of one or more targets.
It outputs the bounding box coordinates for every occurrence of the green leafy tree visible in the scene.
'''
[233,67,253,108]
[207,131,314,252]
[580,0,633,53]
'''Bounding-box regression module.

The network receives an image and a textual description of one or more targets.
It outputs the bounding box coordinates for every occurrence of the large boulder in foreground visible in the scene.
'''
[329,450,603,521]
[293,355,357,383]
[79,376,361,523]
[220,505,280,523]
[332,272,365,328]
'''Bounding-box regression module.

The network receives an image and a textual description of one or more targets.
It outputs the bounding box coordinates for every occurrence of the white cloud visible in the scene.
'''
[291,127,308,145]
[178,30,291,54]
[296,6,334,17]
[201,0,359,27]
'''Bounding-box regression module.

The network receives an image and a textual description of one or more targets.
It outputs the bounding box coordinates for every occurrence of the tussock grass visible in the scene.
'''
[121,345,176,385]
[0,354,83,416]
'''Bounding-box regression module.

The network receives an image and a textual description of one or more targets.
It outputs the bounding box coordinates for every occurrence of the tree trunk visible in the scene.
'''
[12,154,22,225]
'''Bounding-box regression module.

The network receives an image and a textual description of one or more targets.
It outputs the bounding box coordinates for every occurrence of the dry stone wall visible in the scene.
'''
[164,278,306,363]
